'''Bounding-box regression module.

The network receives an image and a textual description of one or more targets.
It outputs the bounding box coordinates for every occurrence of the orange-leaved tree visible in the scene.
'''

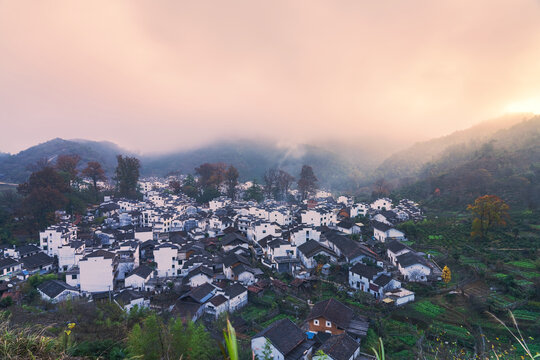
[466,195,509,240]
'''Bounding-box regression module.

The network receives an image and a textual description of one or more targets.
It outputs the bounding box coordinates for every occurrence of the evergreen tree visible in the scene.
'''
[297,165,318,200]
[244,180,264,203]
[114,155,140,199]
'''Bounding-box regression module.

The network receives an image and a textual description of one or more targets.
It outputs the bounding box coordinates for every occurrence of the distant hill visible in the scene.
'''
[141,140,374,191]
[376,113,535,181]
[392,116,540,209]
[0,138,130,183]
[0,138,378,190]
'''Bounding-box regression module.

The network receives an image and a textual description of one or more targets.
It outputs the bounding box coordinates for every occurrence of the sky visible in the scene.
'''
[1,1,540,154]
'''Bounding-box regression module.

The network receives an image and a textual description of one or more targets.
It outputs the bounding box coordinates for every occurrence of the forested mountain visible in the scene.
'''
[392,116,540,209]
[376,113,535,181]
[0,138,129,183]
[0,139,376,190]
[141,141,374,190]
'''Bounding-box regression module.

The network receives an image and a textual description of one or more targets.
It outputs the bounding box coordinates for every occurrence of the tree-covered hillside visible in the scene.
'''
[392,117,540,210]
[0,138,129,183]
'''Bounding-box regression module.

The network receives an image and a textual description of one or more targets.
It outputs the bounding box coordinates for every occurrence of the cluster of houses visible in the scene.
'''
[252,298,370,360]
[0,178,442,359]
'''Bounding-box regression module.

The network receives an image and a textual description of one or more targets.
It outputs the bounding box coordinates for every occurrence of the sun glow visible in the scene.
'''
[504,98,540,114]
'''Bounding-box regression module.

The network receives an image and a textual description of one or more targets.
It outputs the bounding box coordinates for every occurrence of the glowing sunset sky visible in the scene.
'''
[1,1,540,153]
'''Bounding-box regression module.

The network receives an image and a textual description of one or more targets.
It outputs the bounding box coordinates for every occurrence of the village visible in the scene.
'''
[0,176,443,360]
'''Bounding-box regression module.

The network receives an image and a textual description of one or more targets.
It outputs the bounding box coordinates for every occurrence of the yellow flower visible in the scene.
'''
[65,330,71,336]
[67,322,76,329]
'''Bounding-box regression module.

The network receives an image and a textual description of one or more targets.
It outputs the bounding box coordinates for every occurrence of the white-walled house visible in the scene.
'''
[114,290,150,311]
[372,221,405,242]
[288,226,321,247]
[386,241,413,266]
[37,280,79,303]
[297,240,338,269]
[385,288,415,306]
[348,263,385,293]
[39,224,77,258]
[301,208,336,227]
[370,198,393,211]
[58,241,85,272]
[396,253,431,282]
[224,283,248,311]
[125,265,154,291]
[267,209,293,226]
[0,257,22,278]
[251,318,312,360]
[79,250,115,293]
[247,221,281,242]
[153,243,180,277]
[185,266,214,287]
[66,267,80,288]
[350,203,369,218]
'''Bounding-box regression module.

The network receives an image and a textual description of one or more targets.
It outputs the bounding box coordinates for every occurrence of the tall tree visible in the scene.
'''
[263,168,279,198]
[297,165,318,200]
[81,161,107,200]
[181,175,198,198]
[244,180,264,203]
[277,169,295,200]
[17,166,70,230]
[195,162,226,189]
[442,265,451,285]
[224,165,239,200]
[126,314,165,360]
[55,154,81,184]
[467,195,510,240]
[169,179,182,194]
[114,155,140,199]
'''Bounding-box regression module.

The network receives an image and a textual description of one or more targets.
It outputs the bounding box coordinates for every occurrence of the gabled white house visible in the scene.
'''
[39,224,77,257]
[153,243,180,277]
[79,250,115,293]
[37,280,79,303]
[370,198,393,211]
[125,265,154,291]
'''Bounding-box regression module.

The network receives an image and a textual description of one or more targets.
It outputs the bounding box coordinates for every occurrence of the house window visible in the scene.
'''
[313,319,319,326]
[71,274,77,279]
[326,321,331,327]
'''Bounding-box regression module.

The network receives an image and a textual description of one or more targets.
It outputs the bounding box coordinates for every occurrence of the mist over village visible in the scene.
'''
[1,1,540,360]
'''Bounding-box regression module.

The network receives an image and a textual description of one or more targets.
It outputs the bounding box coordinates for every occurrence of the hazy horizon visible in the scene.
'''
[2,1,540,154]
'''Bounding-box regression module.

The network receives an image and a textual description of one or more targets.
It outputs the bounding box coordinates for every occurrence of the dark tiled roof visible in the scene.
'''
[318,333,359,360]
[297,240,336,258]
[85,249,115,259]
[396,252,426,268]
[349,263,380,280]
[127,265,153,279]
[0,257,19,269]
[186,266,213,279]
[37,280,77,299]
[21,253,54,269]
[222,253,250,268]
[373,274,393,287]
[307,299,354,329]
[371,220,392,232]
[386,240,411,254]
[17,244,41,256]
[184,283,216,303]
[221,233,248,246]
[224,283,247,299]
[209,294,228,307]
[114,289,144,303]
[254,318,306,356]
